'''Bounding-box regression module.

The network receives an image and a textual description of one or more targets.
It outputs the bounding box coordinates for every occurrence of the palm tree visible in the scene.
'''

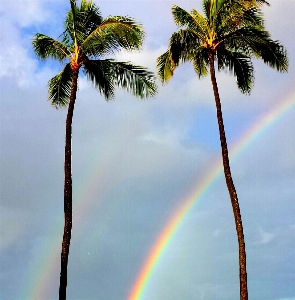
[32,1,157,299]
[157,1,287,299]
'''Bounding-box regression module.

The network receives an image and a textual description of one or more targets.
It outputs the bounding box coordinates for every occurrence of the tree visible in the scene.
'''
[156,1,287,299]
[32,1,157,299]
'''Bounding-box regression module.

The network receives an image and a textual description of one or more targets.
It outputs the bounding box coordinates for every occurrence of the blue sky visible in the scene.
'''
[0,1,294,299]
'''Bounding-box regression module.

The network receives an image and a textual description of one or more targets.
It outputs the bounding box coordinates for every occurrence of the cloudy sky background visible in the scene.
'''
[0,0,294,299]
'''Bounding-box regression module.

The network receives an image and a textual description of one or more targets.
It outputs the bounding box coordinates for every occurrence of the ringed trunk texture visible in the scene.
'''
[208,53,248,300]
[59,67,79,300]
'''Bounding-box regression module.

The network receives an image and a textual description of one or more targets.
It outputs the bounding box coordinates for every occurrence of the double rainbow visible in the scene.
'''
[25,91,294,299]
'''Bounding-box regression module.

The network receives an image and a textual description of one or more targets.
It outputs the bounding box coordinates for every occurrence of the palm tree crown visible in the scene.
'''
[157,0,288,91]
[33,0,157,107]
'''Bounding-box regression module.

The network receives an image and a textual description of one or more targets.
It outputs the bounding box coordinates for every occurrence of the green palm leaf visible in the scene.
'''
[157,51,175,83]
[64,0,103,45]
[82,59,115,99]
[172,5,207,42]
[82,17,144,57]
[192,47,209,78]
[32,34,70,61]
[224,27,288,72]
[217,48,254,93]
[111,61,157,98]
[83,59,157,99]
[48,63,73,107]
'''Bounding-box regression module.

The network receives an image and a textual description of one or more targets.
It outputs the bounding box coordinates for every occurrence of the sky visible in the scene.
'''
[0,0,294,299]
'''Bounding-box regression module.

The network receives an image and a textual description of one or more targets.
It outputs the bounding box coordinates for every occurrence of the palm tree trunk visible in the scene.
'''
[59,67,79,300]
[208,53,248,300]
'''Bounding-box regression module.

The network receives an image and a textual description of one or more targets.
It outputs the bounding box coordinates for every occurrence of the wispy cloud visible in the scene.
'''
[256,228,276,244]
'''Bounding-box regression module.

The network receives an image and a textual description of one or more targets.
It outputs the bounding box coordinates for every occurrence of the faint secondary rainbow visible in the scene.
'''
[26,170,108,300]
[25,129,124,299]
[128,92,295,300]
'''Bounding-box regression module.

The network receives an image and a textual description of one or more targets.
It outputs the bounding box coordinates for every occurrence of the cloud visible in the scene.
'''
[114,46,165,72]
[255,228,276,244]
[0,20,35,86]
[0,0,50,27]
[0,2,59,88]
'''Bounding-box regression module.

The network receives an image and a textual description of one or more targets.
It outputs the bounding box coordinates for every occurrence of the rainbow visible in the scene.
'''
[24,130,123,299]
[25,168,109,300]
[127,92,295,300]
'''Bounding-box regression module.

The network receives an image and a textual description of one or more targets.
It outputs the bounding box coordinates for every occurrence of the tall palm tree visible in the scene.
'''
[157,1,287,299]
[32,1,157,299]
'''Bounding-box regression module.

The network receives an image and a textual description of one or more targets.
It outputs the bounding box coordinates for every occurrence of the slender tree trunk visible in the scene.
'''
[208,53,248,300]
[59,67,79,300]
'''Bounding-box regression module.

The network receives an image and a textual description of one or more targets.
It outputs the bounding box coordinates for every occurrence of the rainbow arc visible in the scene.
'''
[128,93,295,300]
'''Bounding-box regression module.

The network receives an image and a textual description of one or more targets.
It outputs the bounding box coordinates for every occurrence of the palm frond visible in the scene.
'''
[111,60,157,98]
[217,0,269,13]
[238,0,269,8]
[70,0,78,40]
[192,48,209,78]
[172,5,208,42]
[191,8,210,35]
[256,39,288,72]
[217,48,254,93]
[82,17,144,57]
[172,4,194,27]
[157,51,175,83]
[171,30,203,64]
[32,34,70,61]
[157,28,205,83]
[48,63,73,107]
[77,0,103,37]
[84,60,157,99]
[83,59,115,99]
[242,7,264,27]
[242,28,288,72]
[224,27,288,72]
[203,0,213,22]
[64,0,103,44]
[214,1,264,38]
[253,40,289,72]
[63,0,79,45]
[256,0,269,5]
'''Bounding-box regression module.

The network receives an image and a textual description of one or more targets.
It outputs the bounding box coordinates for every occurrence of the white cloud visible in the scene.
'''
[139,131,177,146]
[114,46,165,72]
[0,2,58,88]
[256,228,276,244]
[0,42,36,87]
[0,0,52,27]
[0,36,55,88]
